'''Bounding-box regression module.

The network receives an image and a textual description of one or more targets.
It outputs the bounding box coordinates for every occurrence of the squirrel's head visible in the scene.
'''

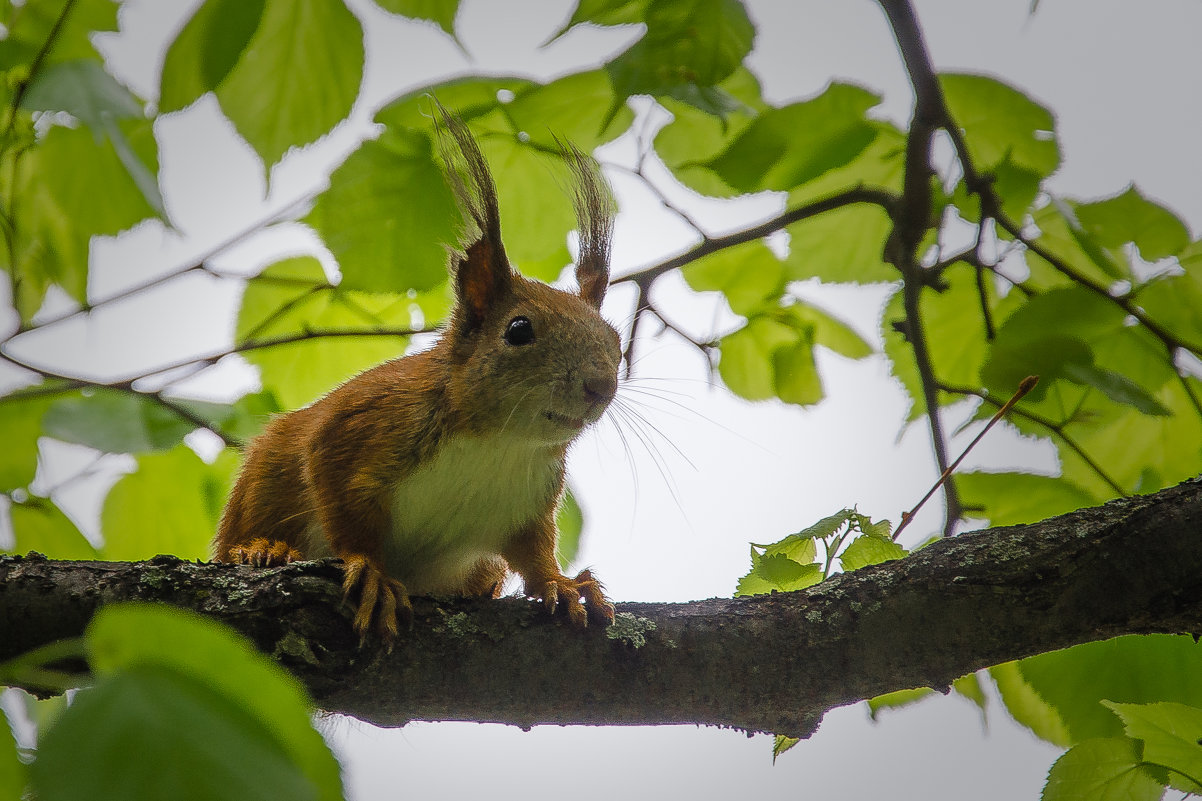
[434,103,621,446]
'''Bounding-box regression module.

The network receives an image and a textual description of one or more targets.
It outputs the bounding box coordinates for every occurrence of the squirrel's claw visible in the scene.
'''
[341,555,411,646]
[539,568,615,628]
[226,538,301,567]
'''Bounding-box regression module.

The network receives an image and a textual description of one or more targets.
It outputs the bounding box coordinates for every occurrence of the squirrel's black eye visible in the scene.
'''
[504,316,535,346]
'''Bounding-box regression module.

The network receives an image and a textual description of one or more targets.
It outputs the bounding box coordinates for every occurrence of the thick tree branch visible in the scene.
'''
[3,478,1200,738]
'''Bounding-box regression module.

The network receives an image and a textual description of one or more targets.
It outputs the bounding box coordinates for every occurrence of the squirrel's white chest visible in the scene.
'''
[383,432,561,590]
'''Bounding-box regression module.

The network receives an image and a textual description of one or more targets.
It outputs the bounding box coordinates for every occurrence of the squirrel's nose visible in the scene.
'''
[583,373,618,405]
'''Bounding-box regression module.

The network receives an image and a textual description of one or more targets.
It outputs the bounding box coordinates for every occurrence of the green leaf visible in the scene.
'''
[220,0,363,169]
[504,69,635,151]
[989,286,1126,346]
[1136,242,1202,346]
[956,472,1097,527]
[991,661,1071,747]
[163,0,363,170]
[977,285,1171,419]
[372,84,601,279]
[981,334,1088,408]
[940,73,1060,179]
[84,604,343,801]
[883,263,1021,420]
[308,128,458,293]
[738,510,850,596]
[158,0,266,113]
[340,72,632,287]
[758,553,819,587]
[6,499,98,560]
[0,0,118,70]
[605,0,754,114]
[555,487,583,572]
[176,392,282,444]
[868,687,934,718]
[786,205,895,284]
[1041,738,1164,801]
[1060,375,1202,498]
[21,59,143,128]
[772,735,799,762]
[236,256,412,409]
[735,552,822,597]
[716,300,864,407]
[373,76,534,131]
[100,114,168,218]
[43,389,195,454]
[371,0,460,36]
[556,0,650,35]
[1020,635,1202,744]
[717,314,798,401]
[755,532,819,566]
[1025,201,1131,289]
[30,665,319,801]
[839,532,905,571]
[14,119,161,315]
[683,241,786,315]
[1073,186,1191,262]
[0,388,59,492]
[767,509,856,548]
[706,84,880,193]
[1061,362,1171,417]
[1104,701,1202,788]
[953,672,988,713]
[772,339,821,406]
[653,67,766,197]
[0,703,24,801]
[100,446,237,561]
[784,122,905,283]
[952,157,1044,223]
[782,301,872,360]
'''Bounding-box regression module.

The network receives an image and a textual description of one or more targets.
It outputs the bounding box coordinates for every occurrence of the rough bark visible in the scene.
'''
[2,477,1200,738]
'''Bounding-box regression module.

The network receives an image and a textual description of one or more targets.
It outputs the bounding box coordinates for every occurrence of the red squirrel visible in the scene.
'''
[214,106,619,640]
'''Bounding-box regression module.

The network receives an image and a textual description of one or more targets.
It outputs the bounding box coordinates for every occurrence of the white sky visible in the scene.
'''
[4,0,1201,798]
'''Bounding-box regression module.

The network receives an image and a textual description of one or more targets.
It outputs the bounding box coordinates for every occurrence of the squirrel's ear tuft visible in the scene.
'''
[433,99,512,329]
[561,141,615,310]
[456,237,511,328]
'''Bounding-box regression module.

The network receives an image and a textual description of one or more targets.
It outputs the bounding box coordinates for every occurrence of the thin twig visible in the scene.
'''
[894,376,1039,540]
[992,211,1202,358]
[7,191,320,337]
[613,186,898,287]
[132,326,429,384]
[1,0,77,148]
[937,380,1128,498]
[973,262,996,341]
[610,161,709,237]
[622,279,652,380]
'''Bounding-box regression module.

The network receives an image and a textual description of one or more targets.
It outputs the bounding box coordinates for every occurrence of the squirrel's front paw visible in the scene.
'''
[225,537,301,567]
[340,555,411,643]
[536,569,615,628]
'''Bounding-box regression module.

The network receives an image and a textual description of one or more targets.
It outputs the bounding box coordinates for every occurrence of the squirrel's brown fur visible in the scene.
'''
[214,105,619,640]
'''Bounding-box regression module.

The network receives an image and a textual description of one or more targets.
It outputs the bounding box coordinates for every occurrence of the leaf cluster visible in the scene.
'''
[1,603,343,801]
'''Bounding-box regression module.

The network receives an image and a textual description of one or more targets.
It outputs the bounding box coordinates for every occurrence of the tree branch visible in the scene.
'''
[3,478,1200,738]
[612,186,897,287]
[878,0,961,535]
[937,380,1128,497]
